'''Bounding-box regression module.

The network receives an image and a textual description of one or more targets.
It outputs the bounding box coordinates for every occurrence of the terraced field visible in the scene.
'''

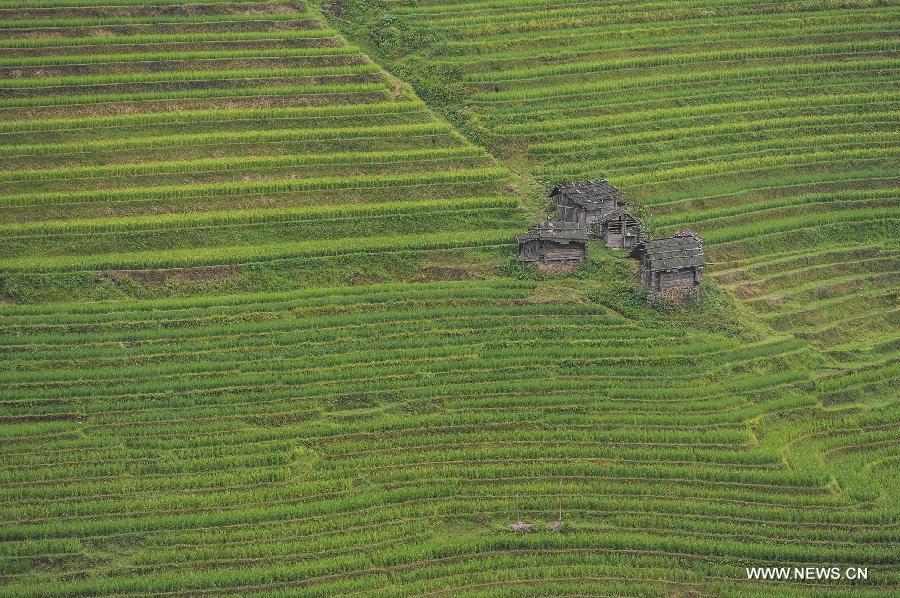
[0,0,525,302]
[3,278,899,595]
[2,0,899,595]
[343,0,900,369]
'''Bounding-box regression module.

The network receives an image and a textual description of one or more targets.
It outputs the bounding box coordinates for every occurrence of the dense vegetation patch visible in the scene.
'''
[331,0,899,404]
[0,0,531,303]
[0,0,897,594]
[3,274,898,595]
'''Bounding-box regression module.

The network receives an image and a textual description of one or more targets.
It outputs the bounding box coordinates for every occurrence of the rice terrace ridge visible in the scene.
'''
[0,0,898,596]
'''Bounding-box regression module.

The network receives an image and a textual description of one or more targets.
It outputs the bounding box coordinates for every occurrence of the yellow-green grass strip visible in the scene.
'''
[0,228,520,272]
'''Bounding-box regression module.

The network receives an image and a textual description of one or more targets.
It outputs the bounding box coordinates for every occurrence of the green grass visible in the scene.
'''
[0,0,898,595]
[1,273,898,595]
[0,0,529,302]
[336,0,899,368]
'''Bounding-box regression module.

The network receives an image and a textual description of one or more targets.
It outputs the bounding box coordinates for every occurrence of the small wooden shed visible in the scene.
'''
[517,220,589,264]
[552,180,623,226]
[631,229,704,298]
[592,206,645,249]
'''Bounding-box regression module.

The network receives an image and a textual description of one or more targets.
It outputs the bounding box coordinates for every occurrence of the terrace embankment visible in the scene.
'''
[328,0,899,398]
[0,0,897,594]
[2,278,898,595]
[0,0,531,303]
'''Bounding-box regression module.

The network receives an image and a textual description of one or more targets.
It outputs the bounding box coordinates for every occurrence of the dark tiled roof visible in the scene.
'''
[550,179,622,208]
[591,206,646,240]
[596,206,642,225]
[516,220,589,243]
[673,228,703,244]
[632,235,704,271]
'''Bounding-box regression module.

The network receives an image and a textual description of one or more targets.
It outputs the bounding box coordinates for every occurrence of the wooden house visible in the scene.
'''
[592,206,645,249]
[631,229,704,298]
[552,180,623,226]
[517,220,588,264]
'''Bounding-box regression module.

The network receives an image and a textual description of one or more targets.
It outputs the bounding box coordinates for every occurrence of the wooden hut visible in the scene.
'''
[631,229,704,298]
[552,180,623,226]
[592,206,645,249]
[517,220,588,265]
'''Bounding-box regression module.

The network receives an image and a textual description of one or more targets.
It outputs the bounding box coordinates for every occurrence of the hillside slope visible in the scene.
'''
[3,276,899,595]
[0,0,527,303]
[335,0,900,375]
[1,0,898,595]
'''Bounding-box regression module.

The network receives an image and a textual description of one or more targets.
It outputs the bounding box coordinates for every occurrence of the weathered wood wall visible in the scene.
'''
[542,242,586,262]
[519,240,586,263]
[603,231,639,249]
[639,262,653,287]
[556,204,578,223]
[519,240,540,262]
[659,269,697,292]
[557,198,619,225]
